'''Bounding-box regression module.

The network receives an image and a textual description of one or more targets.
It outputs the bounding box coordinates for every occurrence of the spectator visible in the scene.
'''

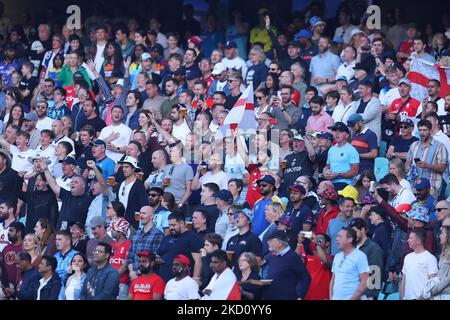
[58,253,88,300]
[349,218,385,299]
[298,232,332,301]
[8,251,40,300]
[330,227,369,300]
[80,242,120,300]
[367,206,392,259]
[435,201,450,256]
[127,205,163,281]
[191,209,211,238]
[34,218,57,256]
[260,202,284,258]
[401,229,438,300]
[245,48,268,89]
[0,199,16,252]
[355,80,382,144]
[193,154,229,191]
[36,255,61,300]
[309,36,341,92]
[222,205,241,251]
[386,119,418,161]
[86,216,113,266]
[69,222,87,254]
[284,182,313,237]
[314,189,340,235]
[226,208,262,271]
[128,251,165,300]
[236,252,262,300]
[379,173,416,209]
[22,233,42,268]
[1,221,24,289]
[306,96,334,134]
[54,230,79,283]
[147,187,171,235]
[157,212,202,283]
[347,113,378,173]
[164,254,200,300]
[252,175,285,236]
[199,233,222,291]
[201,250,241,300]
[324,122,360,190]
[222,41,247,79]
[332,85,357,124]
[327,197,355,256]
[333,9,358,44]
[412,178,437,222]
[261,230,311,300]
[42,159,93,231]
[406,120,447,199]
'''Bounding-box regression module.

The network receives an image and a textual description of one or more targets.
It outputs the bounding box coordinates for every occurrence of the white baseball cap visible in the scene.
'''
[212,62,227,75]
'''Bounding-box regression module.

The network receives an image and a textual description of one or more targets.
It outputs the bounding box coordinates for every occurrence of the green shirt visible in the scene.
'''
[58,66,92,88]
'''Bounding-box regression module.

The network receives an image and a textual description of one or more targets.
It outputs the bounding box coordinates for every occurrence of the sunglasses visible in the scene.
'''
[399,125,410,129]
[255,96,265,100]
[269,68,278,71]
[436,208,449,212]
[148,193,160,197]
[259,183,269,188]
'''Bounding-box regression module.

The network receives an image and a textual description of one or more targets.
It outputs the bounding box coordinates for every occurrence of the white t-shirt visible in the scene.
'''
[94,43,106,73]
[172,121,191,145]
[36,117,54,131]
[0,222,11,252]
[98,124,133,162]
[118,180,135,210]
[164,276,200,300]
[334,24,358,44]
[199,171,229,191]
[9,145,34,173]
[224,154,248,180]
[389,187,416,209]
[222,56,248,79]
[35,144,57,170]
[402,250,438,300]
[52,136,76,158]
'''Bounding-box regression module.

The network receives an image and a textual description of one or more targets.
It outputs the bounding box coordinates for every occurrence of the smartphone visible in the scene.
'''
[199,94,205,101]
[302,231,313,239]
[414,158,421,163]
[369,181,376,193]
[277,91,282,100]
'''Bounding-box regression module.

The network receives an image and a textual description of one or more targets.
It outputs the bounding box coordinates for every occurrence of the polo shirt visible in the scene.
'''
[388,97,421,118]
[226,230,263,271]
[95,156,116,181]
[391,135,418,153]
[252,195,285,236]
[351,128,378,172]
[309,51,341,81]
[331,249,370,300]
[326,142,360,185]
[57,189,94,230]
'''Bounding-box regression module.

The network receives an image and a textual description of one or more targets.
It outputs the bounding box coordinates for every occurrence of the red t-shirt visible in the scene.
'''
[1,243,23,284]
[110,240,131,284]
[204,76,215,93]
[302,253,333,300]
[245,166,263,210]
[292,88,301,107]
[129,273,166,300]
[398,40,413,63]
[313,206,340,235]
[388,97,421,118]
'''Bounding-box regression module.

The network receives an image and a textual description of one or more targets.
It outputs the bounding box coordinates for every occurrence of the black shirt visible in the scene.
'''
[225,93,242,110]
[226,230,263,271]
[195,204,220,231]
[356,99,369,114]
[85,116,106,134]
[57,189,94,230]
[75,144,94,171]
[391,135,419,154]
[280,151,314,197]
[19,77,38,108]
[0,167,23,204]
[234,270,262,300]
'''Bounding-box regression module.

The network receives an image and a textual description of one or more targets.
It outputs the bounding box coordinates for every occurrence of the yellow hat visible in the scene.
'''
[337,185,359,204]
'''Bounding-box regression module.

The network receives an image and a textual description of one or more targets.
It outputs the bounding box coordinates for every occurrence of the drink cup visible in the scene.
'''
[163,177,171,186]
[226,251,234,261]
[135,212,141,221]
[108,176,116,187]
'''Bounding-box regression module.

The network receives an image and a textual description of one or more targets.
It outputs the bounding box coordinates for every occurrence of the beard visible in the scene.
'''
[139,266,151,274]
[165,90,175,97]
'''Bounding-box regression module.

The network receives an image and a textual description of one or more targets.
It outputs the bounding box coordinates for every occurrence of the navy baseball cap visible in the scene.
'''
[268,230,289,242]
[213,190,234,204]
[62,156,76,165]
[318,131,334,142]
[224,41,237,49]
[90,139,106,148]
[415,178,431,190]
[400,118,414,127]
[256,175,276,186]
[328,122,350,134]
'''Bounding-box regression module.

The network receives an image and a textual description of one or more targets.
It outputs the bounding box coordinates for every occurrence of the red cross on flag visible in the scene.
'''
[215,83,257,139]
[408,55,450,102]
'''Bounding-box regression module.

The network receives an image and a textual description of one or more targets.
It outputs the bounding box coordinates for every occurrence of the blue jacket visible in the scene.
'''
[208,80,231,96]
[38,274,62,300]
[122,108,140,131]
[80,263,119,300]
[58,273,87,300]
[16,268,41,300]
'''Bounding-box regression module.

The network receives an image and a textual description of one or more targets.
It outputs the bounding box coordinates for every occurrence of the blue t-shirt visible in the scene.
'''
[226,24,249,60]
[327,143,360,185]
[96,157,116,181]
[391,135,418,153]
[351,128,378,173]
[331,249,369,300]
[252,198,273,236]
[202,31,225,57]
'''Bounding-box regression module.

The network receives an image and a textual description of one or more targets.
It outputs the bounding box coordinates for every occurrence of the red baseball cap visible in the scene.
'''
[174,254,190,267]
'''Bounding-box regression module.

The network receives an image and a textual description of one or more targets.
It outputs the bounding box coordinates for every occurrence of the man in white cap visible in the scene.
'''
[208,62,230,96]
[117,156,149,230]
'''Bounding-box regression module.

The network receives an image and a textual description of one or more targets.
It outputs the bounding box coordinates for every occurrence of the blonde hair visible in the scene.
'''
[249,48,266,64]
[441,226,450,260]
[266,202,284,220]
[389,158,407,179]
[25,233,42,256]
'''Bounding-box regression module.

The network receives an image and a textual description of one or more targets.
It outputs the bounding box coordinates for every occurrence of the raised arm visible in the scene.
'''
[42,158,61,198]
[86,160,109,196]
